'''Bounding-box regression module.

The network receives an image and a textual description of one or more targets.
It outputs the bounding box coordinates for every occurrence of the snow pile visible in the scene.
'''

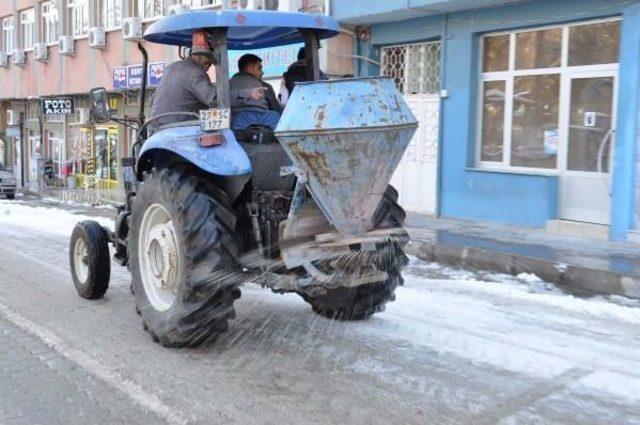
[0,200,113,237]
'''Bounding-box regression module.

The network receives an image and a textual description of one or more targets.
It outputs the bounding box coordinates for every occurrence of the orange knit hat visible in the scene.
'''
[191,30,214,60]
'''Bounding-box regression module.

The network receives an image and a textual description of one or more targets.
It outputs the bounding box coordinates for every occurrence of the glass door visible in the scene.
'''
[558,72,617,224]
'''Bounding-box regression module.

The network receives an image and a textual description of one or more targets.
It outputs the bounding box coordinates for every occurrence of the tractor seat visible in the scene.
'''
[233,125,278,145]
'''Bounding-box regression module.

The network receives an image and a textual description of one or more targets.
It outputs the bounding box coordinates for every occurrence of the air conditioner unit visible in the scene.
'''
[122,17,143,42]
[6,110,19,126]
[89,27,107,49]
[34,43,48,62]
[168,4,190,15]
[59,36,75,55]
[77,108,90,125]
[0,52,8,68]
[12,49,26,66]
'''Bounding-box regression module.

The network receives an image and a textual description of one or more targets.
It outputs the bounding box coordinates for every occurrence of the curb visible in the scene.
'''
[406,238,640,300]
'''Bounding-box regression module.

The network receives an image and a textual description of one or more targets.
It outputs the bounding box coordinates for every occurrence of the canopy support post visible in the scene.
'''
[212,28,230,108]
[303,30,321,81]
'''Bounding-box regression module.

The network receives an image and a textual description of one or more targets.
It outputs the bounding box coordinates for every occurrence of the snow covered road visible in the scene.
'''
[0,199,639,424]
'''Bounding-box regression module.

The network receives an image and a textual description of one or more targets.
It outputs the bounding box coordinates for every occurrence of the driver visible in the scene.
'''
[149,30,217,127]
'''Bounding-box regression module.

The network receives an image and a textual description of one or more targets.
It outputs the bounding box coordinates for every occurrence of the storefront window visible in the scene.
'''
[569,21,620,66]
[0,139,6,168]
[482,35,509,72]
[511,74,560,169]
[515,28,562,70]
[94,127,118,181]
[480,81,505,162]
[477,19,620,170]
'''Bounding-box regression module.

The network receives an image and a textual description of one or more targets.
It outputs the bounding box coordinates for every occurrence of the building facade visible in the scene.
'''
[333,0,640,241]
[0,0,351,193]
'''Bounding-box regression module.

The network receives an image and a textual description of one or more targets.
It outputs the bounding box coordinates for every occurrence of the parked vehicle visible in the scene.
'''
[0,165,16,200]
[69,10,418,347]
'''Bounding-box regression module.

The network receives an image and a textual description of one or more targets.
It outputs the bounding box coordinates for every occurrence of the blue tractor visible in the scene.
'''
[69,10,418,347]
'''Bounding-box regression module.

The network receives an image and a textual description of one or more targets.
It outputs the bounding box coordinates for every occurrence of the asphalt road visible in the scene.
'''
[0,200,639,424]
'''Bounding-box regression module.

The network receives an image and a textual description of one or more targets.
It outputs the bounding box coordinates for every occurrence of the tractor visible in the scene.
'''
[69,9,418,347]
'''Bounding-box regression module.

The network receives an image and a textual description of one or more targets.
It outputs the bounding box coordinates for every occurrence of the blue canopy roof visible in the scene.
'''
[143,10,340,50]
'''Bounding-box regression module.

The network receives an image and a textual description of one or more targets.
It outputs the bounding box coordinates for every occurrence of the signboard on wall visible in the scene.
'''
[113,63,166,89]
[127,65,145,88]
[113,67,127,89]
[148,63,165,86]
[42,98,74,115]
[228,43,303,78]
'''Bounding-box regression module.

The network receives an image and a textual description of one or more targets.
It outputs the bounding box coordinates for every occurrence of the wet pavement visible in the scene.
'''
[0,199,639,424]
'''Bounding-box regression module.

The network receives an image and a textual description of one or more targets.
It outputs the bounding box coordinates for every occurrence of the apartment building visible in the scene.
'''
[0,0,351,192]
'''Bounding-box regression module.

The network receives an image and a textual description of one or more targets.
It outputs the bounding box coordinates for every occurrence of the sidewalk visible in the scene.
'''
[406,213,640,300]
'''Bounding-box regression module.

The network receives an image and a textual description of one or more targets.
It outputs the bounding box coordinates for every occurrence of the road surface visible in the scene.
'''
[0,199,639,424]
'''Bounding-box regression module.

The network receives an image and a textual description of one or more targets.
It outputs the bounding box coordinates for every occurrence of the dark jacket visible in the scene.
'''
[150,59,217,125]
[229,72,283,114]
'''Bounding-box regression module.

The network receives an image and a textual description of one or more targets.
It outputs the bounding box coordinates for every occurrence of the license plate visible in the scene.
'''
[200,108,231,131]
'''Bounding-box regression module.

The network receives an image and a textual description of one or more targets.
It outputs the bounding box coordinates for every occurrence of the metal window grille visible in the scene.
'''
[381,41,441,95]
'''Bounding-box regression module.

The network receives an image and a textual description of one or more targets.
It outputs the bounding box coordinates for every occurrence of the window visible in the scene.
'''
[178,0,221,8]
[99,0,123,30]
[67,0,89,38]
[139,0,163,20]
[27,100,39,121]
[41,1,59,45]
[2,16,14,54]
[381,41,441,95]
[477,19,621,170]
[19,9,35,50]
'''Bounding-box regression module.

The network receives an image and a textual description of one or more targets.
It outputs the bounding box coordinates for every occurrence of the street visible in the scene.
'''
[1,199,639,425]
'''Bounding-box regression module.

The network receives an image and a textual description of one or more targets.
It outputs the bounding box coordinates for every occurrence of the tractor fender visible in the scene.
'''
[137,125,252,179]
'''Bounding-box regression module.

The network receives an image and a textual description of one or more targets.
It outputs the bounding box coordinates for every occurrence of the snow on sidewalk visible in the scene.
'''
[0,199,113,237]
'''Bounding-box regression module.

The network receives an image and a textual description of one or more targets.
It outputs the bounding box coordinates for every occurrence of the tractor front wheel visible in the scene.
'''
[129,167,241,347]
[69,220,111,299]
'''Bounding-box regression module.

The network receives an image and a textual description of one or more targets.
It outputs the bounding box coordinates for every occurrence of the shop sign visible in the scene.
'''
[42,98,74,115]
[228,43,303,78]
[113,63,166,89]
[148,62,165,86]
[127,65,145,88]
[113,67,127,89]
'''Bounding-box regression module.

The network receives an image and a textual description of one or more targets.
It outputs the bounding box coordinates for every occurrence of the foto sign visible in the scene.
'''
[42,98,74,115]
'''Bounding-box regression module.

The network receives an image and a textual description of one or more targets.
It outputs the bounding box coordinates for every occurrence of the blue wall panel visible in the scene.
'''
[610,3,640,240]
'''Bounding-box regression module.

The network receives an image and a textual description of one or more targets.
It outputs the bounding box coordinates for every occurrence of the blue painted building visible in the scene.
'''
[332,0,640,241]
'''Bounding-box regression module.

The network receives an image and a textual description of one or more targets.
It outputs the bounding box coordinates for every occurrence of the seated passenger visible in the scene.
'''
[280,47,326,106]
[230,54,283,130]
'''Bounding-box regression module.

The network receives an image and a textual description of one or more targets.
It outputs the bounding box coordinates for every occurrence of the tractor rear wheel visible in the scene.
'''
[298,186,408,321]
[129,167,242,347]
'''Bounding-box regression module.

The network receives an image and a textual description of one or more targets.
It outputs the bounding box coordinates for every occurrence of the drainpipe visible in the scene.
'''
[435,13,449,218]
[19,112,24,188]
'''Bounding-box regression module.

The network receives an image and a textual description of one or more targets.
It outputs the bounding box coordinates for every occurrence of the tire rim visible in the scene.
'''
[139,203,181,312]
[73,238,89,284]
